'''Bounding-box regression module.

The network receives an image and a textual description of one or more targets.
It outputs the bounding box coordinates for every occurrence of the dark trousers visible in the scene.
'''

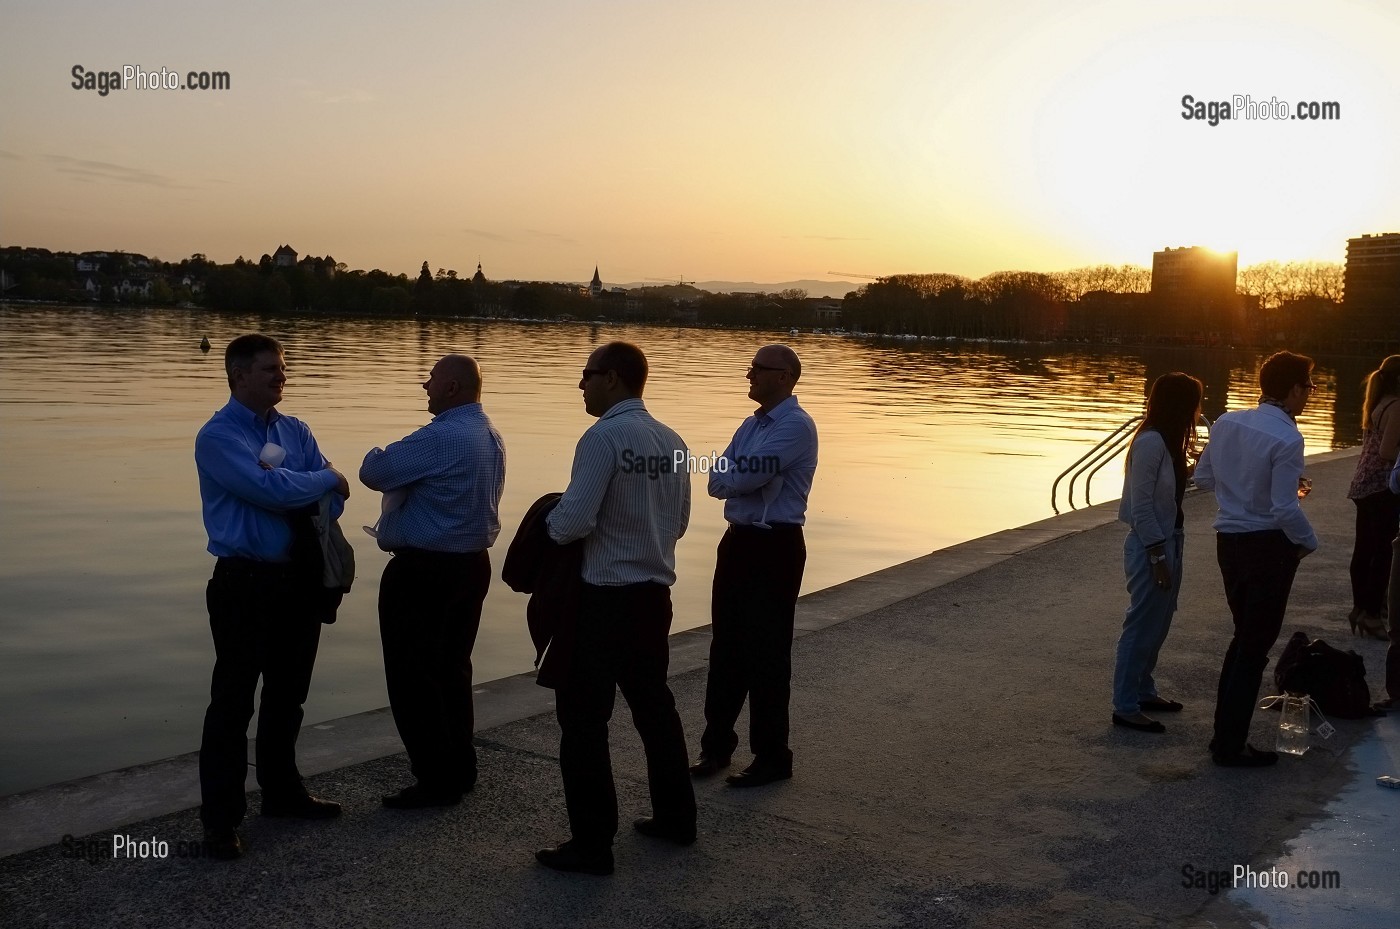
[1212,531,1300,755]
[1351,490,1400,616]
[379,549,490,792]
[1388,531,1400,702]
[200,558,322,831]
[701,524,806,766]
[555,582,695,849]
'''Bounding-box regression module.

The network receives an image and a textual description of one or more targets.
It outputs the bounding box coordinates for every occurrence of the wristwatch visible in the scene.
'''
[1149,553,1167,565]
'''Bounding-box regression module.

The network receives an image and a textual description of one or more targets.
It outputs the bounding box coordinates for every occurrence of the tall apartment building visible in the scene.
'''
[1344,233,1400,344]
[1150,246,1241,340]
[1150,246,1238,300]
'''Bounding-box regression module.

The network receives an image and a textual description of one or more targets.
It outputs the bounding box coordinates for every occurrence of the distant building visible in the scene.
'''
[1150,246,1241,342]
[1344,233,1400,344]
[589,266,603,298]
[1150,246,1237,300]
[809,298,843,323]
[273,245,298,268]
[472,262,487,285]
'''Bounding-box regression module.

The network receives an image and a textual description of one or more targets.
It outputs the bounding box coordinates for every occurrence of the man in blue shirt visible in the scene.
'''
[194,334,350,860]
[360,354,505,809]
[692,344,818,787]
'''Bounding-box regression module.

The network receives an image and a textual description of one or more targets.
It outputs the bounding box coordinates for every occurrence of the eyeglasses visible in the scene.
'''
[581,368,607,380]
[1303,382,1317,390]
[748,364,788,374]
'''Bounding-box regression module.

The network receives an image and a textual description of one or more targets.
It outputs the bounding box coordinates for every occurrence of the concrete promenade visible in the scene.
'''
[2,449,1395,928]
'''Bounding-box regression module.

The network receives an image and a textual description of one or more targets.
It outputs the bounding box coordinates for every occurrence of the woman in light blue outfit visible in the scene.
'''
[1112,372,1203,733]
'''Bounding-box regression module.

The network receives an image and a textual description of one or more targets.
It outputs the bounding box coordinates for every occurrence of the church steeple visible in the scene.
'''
[589,266,602,297]
[472,261,486,285]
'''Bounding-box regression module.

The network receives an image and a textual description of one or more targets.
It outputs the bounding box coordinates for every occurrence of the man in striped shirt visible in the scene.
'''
[535,341,696,876]
[360,354,505,808]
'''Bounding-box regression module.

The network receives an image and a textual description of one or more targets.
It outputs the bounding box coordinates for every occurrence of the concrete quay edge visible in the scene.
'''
[0,445,1364,861]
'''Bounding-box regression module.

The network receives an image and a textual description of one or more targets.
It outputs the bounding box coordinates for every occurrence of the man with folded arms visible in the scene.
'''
[361,354,505,809]
[1194,351,1318,767]
[535,341,696,876]
[693,344,818,787]
[195,334,350,860]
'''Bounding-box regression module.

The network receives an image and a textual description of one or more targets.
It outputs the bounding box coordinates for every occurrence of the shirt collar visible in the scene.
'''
[433,401,482,422]
[600,397,646,420]
[1257,399,1296,424]
[754,393,799,425]
[228,395,282,426]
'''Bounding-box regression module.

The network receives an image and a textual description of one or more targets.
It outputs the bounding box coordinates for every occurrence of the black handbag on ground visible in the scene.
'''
[1273,631,1378,719]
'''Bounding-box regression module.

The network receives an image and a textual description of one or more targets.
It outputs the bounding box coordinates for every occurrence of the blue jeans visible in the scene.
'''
[1113,529,1184,715]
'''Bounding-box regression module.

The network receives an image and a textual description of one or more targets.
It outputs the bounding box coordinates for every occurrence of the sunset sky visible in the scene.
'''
[2,0,1397,284]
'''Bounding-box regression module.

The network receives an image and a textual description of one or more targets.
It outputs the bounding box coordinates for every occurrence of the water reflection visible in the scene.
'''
[0,306,1361,794]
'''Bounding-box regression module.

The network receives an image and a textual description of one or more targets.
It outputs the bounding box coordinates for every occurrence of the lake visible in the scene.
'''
[0,304,1368,795]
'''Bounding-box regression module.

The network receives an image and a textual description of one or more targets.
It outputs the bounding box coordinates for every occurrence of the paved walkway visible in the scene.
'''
[1,449,1394,929]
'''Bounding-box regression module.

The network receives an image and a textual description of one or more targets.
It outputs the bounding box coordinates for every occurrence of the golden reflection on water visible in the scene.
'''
[0,306,1363,793]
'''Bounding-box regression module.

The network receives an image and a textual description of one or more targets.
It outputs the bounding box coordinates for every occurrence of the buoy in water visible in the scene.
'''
[200,336,211,352]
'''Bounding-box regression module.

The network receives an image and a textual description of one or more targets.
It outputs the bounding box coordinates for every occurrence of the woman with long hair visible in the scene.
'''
[1346,355,1400,639]
[1112,372,1204,733]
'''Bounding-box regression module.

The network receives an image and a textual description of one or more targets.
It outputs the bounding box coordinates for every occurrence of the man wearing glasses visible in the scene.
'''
[535,341,695,875]
[1194,351,1318,768]
[692,344,818,787]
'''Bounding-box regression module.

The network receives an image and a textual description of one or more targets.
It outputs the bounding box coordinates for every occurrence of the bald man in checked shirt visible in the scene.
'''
[534,340,696,877]
[360,354,505,809]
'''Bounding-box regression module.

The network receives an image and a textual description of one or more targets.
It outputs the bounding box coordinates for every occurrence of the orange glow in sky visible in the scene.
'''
[2,0,1396,283]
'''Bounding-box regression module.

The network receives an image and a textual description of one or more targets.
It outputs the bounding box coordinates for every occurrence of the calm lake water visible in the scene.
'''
[0,305,1368,795]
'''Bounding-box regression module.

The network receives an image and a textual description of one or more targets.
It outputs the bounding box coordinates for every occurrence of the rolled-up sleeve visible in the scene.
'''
[1269,437,1317,550]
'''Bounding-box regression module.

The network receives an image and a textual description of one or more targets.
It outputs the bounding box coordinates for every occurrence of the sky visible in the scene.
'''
[2,0,1397,284]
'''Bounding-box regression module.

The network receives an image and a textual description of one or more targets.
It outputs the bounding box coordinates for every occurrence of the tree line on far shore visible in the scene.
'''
[3,247,1390,352]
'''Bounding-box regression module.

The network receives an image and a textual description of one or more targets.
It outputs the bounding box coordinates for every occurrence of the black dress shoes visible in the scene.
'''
[382,784,462,809]
[633,817,697,846]
[1212,744,1279,767]
[201,828,244,861]
[1111,713,1165,733]
[725,760,792,788]
[535,840,614,876]
[260,794,342,819]
[688,754,731,777]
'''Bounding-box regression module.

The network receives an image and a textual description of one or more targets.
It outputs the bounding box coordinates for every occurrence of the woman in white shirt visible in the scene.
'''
[1112,373,1204,733]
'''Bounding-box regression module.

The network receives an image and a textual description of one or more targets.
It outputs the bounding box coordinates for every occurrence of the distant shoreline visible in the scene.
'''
[7,299,1395,359]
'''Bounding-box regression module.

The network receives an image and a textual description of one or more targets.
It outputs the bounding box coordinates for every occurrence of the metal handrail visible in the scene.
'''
[1051,416,1141,513]
[1051,414,1213,513]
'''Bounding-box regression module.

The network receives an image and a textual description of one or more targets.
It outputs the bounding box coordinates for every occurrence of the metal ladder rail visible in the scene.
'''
[1078,413,1214,508]
[1064,418,1141,511]
[1050,415,1141,514]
